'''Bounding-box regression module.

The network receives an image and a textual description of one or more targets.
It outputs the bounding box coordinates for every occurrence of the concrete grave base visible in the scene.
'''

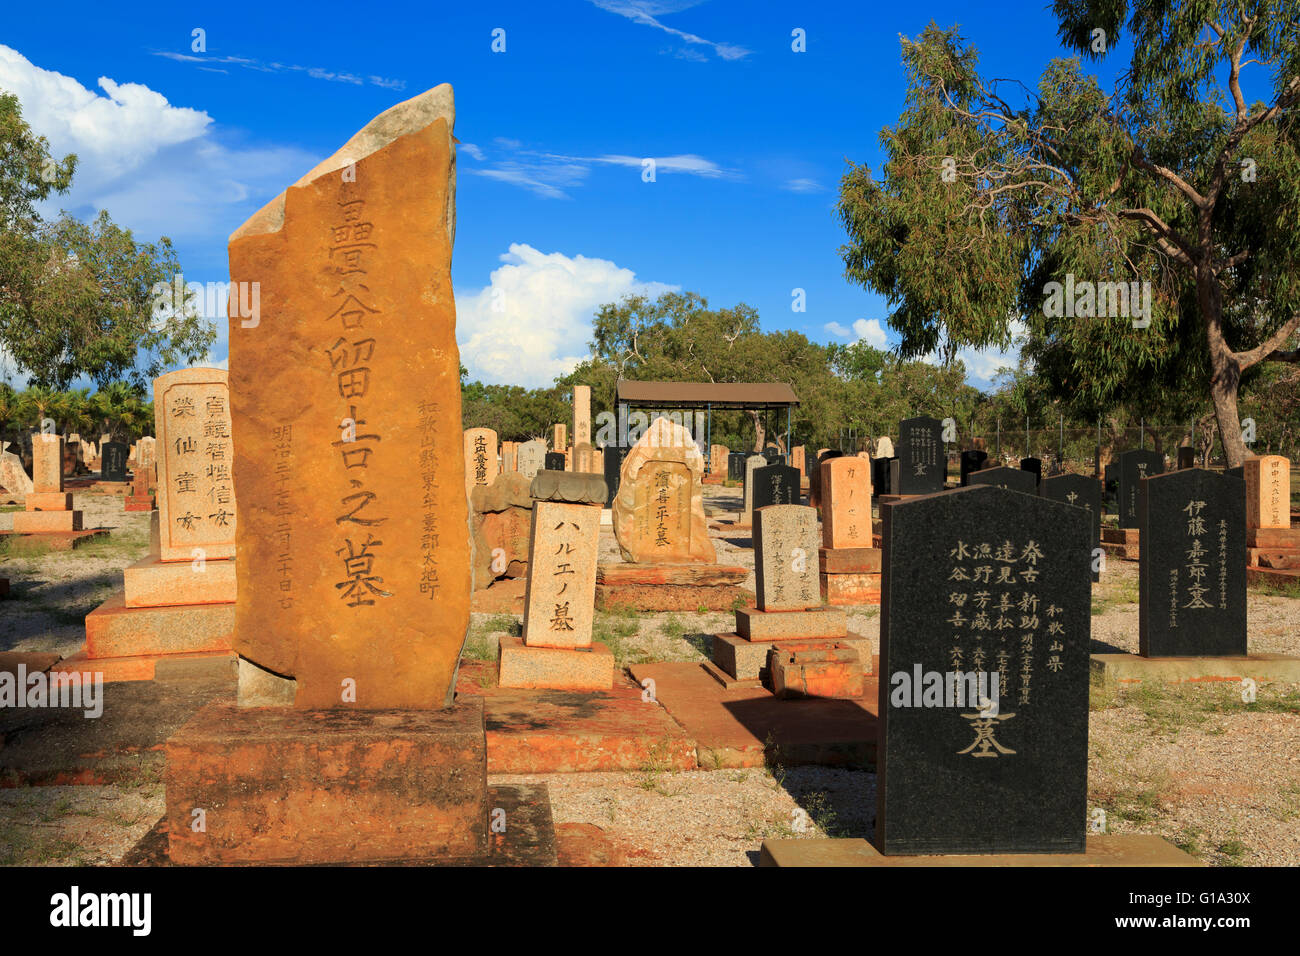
[630,660,879,769]
[12,509,81,533]
[497,636,615,690]
[79,589,235,661]
[1247,566,1300,591]
[124,496,154,512]
[820,571,881,605]
[595,562,753,611]
[759,834,1202,867]
[128,782,557,867]
[1091,652,1300,683]
[52,649,236,684]
[164,699,490,865]
[0,528,108,552]
[711,632,873,682]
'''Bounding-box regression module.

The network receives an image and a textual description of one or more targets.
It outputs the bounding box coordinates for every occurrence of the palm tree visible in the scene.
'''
[16,385,66,435]
[0,384,17,455]
[92,381,148,442]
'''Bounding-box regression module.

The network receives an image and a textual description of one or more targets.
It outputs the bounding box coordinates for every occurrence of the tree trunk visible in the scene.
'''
[747,410,765,453]
[1201,270,1247,468]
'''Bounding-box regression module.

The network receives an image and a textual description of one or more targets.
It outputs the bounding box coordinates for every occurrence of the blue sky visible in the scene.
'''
[1,0,1128,391]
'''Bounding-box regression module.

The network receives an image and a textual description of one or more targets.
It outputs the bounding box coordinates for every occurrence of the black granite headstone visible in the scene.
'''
[1225,465,1243,481]
[1138,469,1246,657]
[753,463,801,509]
[1103,464,1118,511]
[967,465,1038,495]
[810,450,843,505]
[959,450,988,486]
[101,441,129,482]
[878,485,1090,854]
[762,445,780,463]
[602,445,630,508]
[872,456,893,497]
[1118,449,1164,528]
[1019,457,1042,491]
[1176,447,1196,470]
[544,452,565,472]
[727,452,747,481]
[896,416,945,495]
[1042,473,1103,582]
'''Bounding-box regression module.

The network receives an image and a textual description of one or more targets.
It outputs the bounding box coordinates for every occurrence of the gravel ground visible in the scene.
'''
[2,484,1297,866]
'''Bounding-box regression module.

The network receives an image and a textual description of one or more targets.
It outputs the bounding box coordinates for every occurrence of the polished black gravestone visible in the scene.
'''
[1225,465,1244,481]
[959,450,988,486]
[878,485,1090,855]
[1177,447,1196,470]
[896,416,945,495]
[872,456,893,497]
[809,450,843,503]
[544,452,566,471]
[101,441,129,482]
[1118,449,1164,529]
[762,446,781,463]
[752,463,801,509]
[967,465,1037,495]
[1138,469,1246,657]
[1019,457,1042,491]
[727,452,747,481]
[1103,463,1118,511]
[1042,473,1102,582]
[602,445,631,508]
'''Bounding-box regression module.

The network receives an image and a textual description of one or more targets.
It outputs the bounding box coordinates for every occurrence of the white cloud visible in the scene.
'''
[588,0,752,60]
[458,142,485,161]
[457,244,678,387]
[463,143,735,199]
[782,177,822,193]
[152,50,405,91]
[0,44,319,243]
[825,318,889,349]
[923,319,1028,388]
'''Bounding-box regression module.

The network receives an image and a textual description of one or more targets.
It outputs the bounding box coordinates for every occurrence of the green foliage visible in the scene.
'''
[0,90,214,390]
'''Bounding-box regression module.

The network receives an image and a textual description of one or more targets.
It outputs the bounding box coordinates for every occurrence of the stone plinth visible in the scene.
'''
[770,645,865,699]
[497,636,615,690]
[25,492,73,511]
[759,835,1201,868]
[12,510,81,533]
[123,554,237,608]
[818,545,883,605]
[85,591,234,660]
[595,563,752,612]
[164,699,488,864]
[711,605,870,697]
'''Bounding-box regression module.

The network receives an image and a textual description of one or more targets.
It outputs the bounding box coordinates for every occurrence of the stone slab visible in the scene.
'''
[1247,566,1300,591]
[754,504,820,610]
[497,636,615,690]
[0,529,108,552]
[51,649,237,684]
[818,547,882,574]
[24,492,72,511]
[595,583,753,612]
[820,572,882,605]
[126,783,558,867]
[12,510,81,533]
[759,834,1201,867]
[711,632,873,682]
[455,663,696,773]
[770,645,865,699]
[123,554,237,608]
[736,607,846,640]
[84,590,235,659]
[1091,652,1300,683]
[596,563,748,586]
[164,698,488,864]
[1248,527,1300,548]
[629,660,878,769]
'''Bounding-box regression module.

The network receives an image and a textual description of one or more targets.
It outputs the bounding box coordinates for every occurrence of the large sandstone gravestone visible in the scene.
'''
[1245,455,1289,529]
[517,439,546,480]
[32,434,63,493]
[135,436,157,472]
[470,472,533,590]
[821,456,872,549]
[895,416,944,495]
[611,416,715,564]
[463,427,499,494]
[572,385,592,449]
[0,451,33,495]
[878,485,1090,854]
[228,83,468,709]
[1139,469,1246,657]
[754,505,819,610]
[154,368,236,561]
[1041,473,1102,582]
[1118,449,1164,529]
